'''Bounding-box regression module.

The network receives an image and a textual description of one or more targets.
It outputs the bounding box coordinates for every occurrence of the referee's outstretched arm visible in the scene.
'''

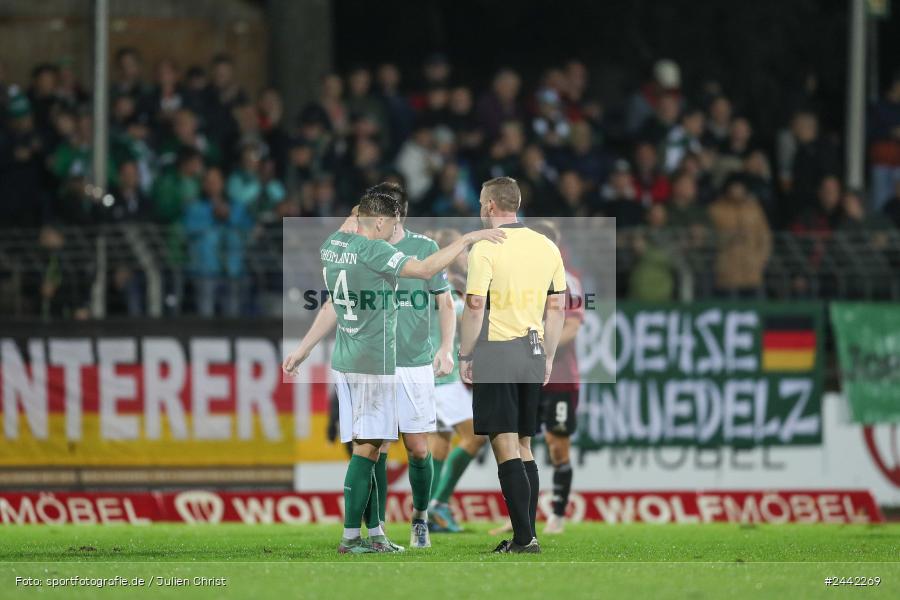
[541,293,567,385]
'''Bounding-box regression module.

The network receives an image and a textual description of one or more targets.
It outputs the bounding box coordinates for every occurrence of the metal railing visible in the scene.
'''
[2,224,899,319]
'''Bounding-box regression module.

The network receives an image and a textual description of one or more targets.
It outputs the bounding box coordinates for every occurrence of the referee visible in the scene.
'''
[458,177,567,554]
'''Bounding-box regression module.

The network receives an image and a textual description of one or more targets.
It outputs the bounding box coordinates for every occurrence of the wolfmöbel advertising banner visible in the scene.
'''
[830,302,900,424]
[577,302,825,448]
[0,489,883,525]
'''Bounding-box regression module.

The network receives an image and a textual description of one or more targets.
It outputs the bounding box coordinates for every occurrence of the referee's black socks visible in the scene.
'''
[523,460,539,536]
[498,458,533,546]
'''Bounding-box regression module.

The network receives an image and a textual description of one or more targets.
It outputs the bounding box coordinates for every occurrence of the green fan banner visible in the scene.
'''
[830,303,900,424]
[576,302,825,449]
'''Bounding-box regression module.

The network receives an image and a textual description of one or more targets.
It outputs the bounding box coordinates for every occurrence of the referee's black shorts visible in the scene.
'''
[472,337,546,436]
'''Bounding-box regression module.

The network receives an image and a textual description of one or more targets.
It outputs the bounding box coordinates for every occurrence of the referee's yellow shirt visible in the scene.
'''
[466,223,567,341]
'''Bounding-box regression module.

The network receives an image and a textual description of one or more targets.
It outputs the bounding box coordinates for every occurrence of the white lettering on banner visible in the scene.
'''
[778,379,819,442]
[759,494,790,523]
[695,309,724,374]
[722,496,761,522]
[0,497,37,524]
[725,311,758,372]
[458,494,506,522]
[586,377,818,444]
[697,495,723,522]
[0,490,883,525]
[723,380,754,441]
[98,339,138,440]
[310,497,339,524]
[49,339,92,441]
[576,307,823,445]
[123,499,150,525]
[276,496,310,524]
[231,496,316,525]
[236,339,281,441]
[663,381,695,440]
[282,339,326,440]
[96,497,125,524]
[791,495,818,522]
[583,308,772,377]
[697,381,722,443]
[67,497,97,525]
[579,311,629,376]
[590,493,877,525]
[2,336,307,444]
[190,339,231,440]
[634,311,666,373]
[143,338,188,440]
[671,496,700,523]
[753,381,780,442]
[282,339,308,440]
[34,494,66,524]
[843,496,870,523]
[594,496,635,524]
[818,494,843,523]
[667,311,695,373]
[1,339,47,440]
[232,497,275,524]
[637,495,671,524]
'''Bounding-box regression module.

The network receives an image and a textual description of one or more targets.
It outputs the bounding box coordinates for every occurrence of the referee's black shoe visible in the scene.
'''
[493,538,541,554]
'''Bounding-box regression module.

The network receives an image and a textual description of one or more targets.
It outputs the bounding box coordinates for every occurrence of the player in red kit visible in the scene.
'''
[530,220,584,534]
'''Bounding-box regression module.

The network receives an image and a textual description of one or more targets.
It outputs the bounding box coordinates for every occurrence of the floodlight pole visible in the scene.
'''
[91,0,109,319]
[92,0,109,195]
[845,0,866,190]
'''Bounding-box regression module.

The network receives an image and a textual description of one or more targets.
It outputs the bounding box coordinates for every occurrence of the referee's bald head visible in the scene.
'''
[480,176,521,217]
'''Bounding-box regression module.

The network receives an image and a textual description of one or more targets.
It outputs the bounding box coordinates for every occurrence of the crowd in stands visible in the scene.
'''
[1,50,899,316]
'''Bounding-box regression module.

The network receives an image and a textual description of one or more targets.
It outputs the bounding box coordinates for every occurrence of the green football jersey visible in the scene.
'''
[393,229,451,367]
[430,289,464,385]
[320,231,410,374]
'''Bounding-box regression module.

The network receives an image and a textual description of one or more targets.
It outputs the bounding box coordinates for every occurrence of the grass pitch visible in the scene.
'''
[1,523,898,599]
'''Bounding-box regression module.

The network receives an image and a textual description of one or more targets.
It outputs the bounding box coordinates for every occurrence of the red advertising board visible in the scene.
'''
[0,490,883,525]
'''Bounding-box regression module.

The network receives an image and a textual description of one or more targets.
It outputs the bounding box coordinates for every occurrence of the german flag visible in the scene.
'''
[761,315,816,371]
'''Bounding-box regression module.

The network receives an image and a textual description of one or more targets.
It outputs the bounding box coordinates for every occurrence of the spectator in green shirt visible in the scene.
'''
[629,204,676,301]
[50,111,116,189]
[152,147,203,223]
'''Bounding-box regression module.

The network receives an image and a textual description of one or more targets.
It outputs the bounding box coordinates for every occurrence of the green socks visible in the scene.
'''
[375,452,387,524]
[358,452,435,524]
[408,452,434,513]
[434,447,473,504]
[431,457,445,500]
[363,471,380,530]
[344,455,376,529]
[363,452,388,530]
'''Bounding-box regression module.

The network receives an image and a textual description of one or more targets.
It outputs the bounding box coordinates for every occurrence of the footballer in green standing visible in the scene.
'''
[363,182,458,551]
[283,190,505,555]
[426,228,489,533]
